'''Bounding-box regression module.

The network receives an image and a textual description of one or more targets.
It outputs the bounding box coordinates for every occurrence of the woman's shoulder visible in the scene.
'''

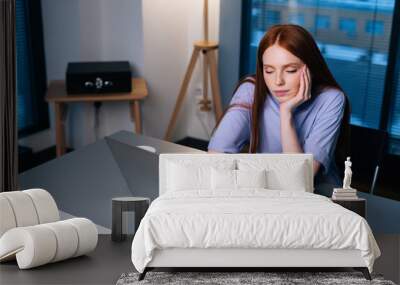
[230,78,256,106]
[314,87,345,110]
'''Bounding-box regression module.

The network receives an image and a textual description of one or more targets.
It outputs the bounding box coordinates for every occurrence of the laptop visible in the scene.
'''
[105,131,204,201]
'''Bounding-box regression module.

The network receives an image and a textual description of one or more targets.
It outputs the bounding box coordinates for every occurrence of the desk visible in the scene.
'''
[45,78,148,157]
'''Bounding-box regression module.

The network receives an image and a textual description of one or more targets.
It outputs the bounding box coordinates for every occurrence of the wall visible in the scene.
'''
[20,0,220,152]
[141,0,220,142]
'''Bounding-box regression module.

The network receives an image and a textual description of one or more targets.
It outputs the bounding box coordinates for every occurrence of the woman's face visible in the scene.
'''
[262,44,305,103]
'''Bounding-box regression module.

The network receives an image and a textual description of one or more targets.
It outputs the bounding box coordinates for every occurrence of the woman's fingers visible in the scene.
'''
[299,66,306,101]
[307,67,312,90]
[305,68,309,100]
[303,66,311,101]
[307,67,311,99]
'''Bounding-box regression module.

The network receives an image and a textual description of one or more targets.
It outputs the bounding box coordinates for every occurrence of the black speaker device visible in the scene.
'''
[66,61,132,94]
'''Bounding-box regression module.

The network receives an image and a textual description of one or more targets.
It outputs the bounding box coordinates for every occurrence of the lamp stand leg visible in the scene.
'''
[164,47,201,141]
[207,49,223,121]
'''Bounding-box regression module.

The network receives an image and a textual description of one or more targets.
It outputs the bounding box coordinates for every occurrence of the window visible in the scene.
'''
[241,0,395,136]
[339,18,357,38]
[289,13,305,26]
[388,62,400,154]
[240,0,400,200]
[266,10,281,25]
[16,0,49,137]
[365,20,384,36]
[316,15,330,30]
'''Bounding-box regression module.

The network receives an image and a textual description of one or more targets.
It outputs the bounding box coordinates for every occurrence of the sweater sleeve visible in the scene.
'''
[303,89,346,175]
[207,82,254,153]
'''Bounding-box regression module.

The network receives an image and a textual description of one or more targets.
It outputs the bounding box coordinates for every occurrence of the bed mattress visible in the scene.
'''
[131,189,380,273]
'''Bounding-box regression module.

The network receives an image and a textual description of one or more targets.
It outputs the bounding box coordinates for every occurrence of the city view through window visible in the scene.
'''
[243,0,399,154]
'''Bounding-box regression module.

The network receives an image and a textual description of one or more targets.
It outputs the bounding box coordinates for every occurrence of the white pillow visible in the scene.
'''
[211,168,236,190]
[237,159,309,192]
[167,162,208,191]
[237,169,267,188]
[211,168,267,190]
[266,162,307,191]
[167,160,235,191]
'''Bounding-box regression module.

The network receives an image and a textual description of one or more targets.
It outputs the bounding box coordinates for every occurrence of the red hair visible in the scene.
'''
[217,24,350,168]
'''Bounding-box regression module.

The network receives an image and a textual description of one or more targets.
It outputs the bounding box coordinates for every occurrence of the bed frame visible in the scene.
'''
[139,248,371,280]
[138,154,372,281]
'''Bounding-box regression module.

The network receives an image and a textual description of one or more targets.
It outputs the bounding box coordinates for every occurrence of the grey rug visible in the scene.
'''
[116,271,396,285]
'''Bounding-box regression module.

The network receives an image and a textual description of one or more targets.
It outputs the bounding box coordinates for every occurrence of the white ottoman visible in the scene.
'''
[0,189,98,269]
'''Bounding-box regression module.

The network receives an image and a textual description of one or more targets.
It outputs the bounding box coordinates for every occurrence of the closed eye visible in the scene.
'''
[264,69,298,74]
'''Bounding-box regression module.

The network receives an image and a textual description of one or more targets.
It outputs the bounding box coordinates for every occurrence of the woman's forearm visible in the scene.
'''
[280,111,303,153]
[280,110,321,175]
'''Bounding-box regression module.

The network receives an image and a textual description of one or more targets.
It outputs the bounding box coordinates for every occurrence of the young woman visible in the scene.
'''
[208,24,350,190]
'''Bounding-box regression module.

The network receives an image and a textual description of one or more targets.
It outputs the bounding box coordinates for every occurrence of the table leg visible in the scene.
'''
[54,102,66,157]
[112,201,123,242]
[130,100,142,134]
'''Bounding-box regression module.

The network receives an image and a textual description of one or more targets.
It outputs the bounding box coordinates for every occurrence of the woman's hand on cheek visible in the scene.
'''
[280,65,311,114]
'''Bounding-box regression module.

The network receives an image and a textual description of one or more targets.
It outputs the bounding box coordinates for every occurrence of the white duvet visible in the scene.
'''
[131,190,380,273]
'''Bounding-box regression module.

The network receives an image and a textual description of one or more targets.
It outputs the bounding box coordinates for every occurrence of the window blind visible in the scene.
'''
[243,0,396,135]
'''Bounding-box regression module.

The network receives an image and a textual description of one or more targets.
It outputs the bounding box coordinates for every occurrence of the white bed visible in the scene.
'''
[131,154,380,280]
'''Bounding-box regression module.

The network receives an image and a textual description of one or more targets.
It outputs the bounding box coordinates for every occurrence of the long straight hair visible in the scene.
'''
[217,24,351,170]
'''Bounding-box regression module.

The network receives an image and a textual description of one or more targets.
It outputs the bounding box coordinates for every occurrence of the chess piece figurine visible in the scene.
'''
[342,157,353,189]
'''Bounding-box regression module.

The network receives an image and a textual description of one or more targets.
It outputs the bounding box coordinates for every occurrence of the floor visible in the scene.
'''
[0,235,133,285]
[59,210,111,234]
[1,234,398,285]
[373,234,400,284]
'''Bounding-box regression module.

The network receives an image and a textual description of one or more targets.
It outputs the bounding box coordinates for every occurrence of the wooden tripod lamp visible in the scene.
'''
[164,0,223,141]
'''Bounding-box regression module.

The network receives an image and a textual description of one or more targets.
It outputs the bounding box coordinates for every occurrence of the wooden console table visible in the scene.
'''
[45,78,148,157]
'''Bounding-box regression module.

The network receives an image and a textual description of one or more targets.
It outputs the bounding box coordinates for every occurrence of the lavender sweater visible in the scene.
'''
[208,82,346,187]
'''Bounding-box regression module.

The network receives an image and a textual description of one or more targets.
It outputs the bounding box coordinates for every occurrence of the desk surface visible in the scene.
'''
[45,78,148,102]
[18,131,203,229]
